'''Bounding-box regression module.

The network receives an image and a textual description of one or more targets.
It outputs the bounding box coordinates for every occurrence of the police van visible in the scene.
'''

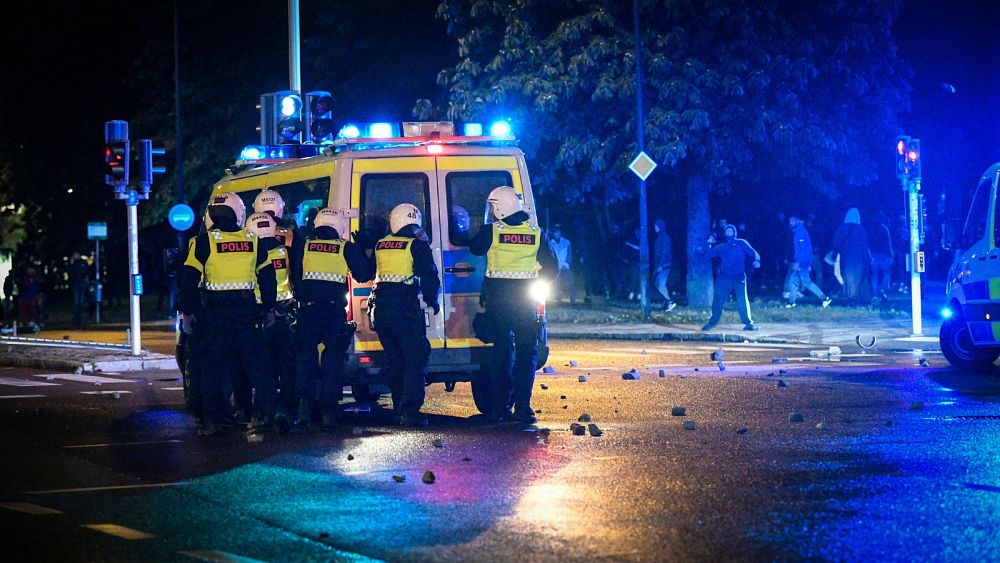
[177,121,550,413]
[941,162,1000,371]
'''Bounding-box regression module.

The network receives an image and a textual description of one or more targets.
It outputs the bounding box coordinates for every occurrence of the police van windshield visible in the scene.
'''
[360,173,431,241]
[446,171,513,246]
[234,177,329,229]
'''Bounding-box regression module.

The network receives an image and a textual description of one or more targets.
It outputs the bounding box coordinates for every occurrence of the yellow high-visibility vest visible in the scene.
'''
[302,238,349,283]
[203,229,259,291]
[486,222,540,279]
[269,245,293,301]
[374,235,414,284]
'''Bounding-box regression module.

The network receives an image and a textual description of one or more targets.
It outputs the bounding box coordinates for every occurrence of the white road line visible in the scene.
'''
[0,394,47,399]
[161,386,185,391]
[0,377,60,387]
[28,482,187,494]
[32,374,135,384]
[179,550,268,562]
[0,502,62,515]
[79,390,133,396]
[64,440,184,449]
[81,523,155,540]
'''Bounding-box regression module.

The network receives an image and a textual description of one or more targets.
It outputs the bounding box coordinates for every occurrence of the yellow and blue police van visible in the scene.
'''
[177,121,550,413]
[941,162,1000,371]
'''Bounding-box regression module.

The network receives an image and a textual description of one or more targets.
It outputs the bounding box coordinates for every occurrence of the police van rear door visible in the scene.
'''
[350,157,445,353]
[434,155,525,349]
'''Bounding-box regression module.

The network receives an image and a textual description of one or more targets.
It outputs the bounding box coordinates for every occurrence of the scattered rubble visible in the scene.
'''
[622,369,641,380]
[540,384,548,390]
[392,475,406,483]
[422,470,436,484]
[671,406,686,417]
[777,380,788,388]
[641,349,648,355]
[682,421,697,430]
[788,412,805,423]
[918,358,929,367]
[659,369,666,377]
[462,456,472,462]
[542,366,556,374]
[578,375,587,383]
[560,395,567,400]
[578,413,592,422]
[432,438,444,448]
[569,360,579,367]
[587,423,603,437]
[711,348,725,361]
[718,361,726,371]
[347,454,355,461]
[815,422,827,430]
[736,428,749,435]
[570,423,586,436]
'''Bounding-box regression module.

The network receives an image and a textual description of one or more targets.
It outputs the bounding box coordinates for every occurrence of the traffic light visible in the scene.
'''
[104,120,129,191]
[305,91,334,143]
[895,135,910,179]
[258,91,303,144]
[895,135,921,180]
[137,139,166,193]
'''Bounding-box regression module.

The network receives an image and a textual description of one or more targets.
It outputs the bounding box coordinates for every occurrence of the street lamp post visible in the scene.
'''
[633,0,651,319]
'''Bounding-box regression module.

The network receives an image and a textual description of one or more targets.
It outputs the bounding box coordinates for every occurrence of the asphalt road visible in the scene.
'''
[1,338,999,561]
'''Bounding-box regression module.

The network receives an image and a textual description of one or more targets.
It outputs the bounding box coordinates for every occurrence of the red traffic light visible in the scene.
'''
[897,139,906,155]
[907,149,919,162]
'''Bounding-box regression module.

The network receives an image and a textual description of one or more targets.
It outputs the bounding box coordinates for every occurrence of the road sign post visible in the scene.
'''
[87,222,107,324]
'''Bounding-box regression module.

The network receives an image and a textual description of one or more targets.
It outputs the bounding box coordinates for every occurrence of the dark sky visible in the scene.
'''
[2,0,997,219]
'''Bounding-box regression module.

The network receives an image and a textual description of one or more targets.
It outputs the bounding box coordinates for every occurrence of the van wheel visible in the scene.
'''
[470,372,492,415]
[350,383,379,404]
[940,315,999,372]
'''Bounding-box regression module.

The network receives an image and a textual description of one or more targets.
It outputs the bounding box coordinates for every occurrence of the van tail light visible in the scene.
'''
[536,302,546,317]
[346,279,353,321]
[359,355,372,364]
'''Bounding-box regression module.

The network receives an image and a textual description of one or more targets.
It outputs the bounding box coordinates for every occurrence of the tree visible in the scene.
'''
[435,0,910,306]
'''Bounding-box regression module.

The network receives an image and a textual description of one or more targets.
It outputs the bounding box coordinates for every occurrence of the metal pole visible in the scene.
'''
[288,0,301,92]
[909,178,923,335]
[127,198,142,355]
[633,0,650,319]
[95,239,101,324]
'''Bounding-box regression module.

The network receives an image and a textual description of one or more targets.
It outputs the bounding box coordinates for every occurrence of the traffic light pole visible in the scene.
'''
[908,178,923,336]
[633,0,650,319]
[127,197,142,356]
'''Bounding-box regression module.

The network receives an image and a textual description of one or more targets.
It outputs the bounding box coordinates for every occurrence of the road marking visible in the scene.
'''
[0,377,60,387]
[161,386,185,391]
[64,439,184,449]
[0,394,47,399]
[32,374,135,384]
[179,550,268,562]
[82,523,155,540]
[0,501,62,515]
[28,482,187,494]
[79,390,133,396]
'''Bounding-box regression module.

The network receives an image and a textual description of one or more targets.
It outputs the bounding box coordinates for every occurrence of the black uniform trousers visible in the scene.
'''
[294,302,348,412]
[707,273,753,325]
[374,303,430,418]
[487,293,538,415]
[200,293,277,425]
[183,325,205,420]
[268,301,297,416]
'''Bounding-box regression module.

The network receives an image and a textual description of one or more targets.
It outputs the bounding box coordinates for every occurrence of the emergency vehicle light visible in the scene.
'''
[339,125,361,139]
[280,94,301,117]
[403,122,455,137]
[369,123,396,138]
[338,122,401,140]
[489,120,512,137]
[463,123,483,136]
[240,145,265,161]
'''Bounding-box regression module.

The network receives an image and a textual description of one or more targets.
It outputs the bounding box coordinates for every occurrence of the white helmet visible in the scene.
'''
[487,186,522,220]
[246,212,276,238]
[314,207,349,237]
[253,190,284,218]
[389,203,422,234]
[208,192,247,227]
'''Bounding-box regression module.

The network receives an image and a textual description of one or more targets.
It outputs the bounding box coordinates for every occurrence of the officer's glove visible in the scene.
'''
[181,314,196,335]
[426,301,440,316]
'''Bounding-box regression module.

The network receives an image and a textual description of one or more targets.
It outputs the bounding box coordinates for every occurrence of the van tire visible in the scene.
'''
[940,315,999,372]
[471,371,492,415]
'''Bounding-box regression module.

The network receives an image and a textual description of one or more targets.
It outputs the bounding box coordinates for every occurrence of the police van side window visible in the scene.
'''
[360,173,431,241]
[267,178,331,229]
[446,171,514,246]
[964,178,990,248]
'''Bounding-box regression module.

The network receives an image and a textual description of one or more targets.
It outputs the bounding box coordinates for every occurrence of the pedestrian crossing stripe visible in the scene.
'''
[0,377,60,387]
[79,390,133,395]
[81,523,155,540]
[161,386,185,391]
[0,394,47,399]
[32,374,134,384]
[0,502,62,515]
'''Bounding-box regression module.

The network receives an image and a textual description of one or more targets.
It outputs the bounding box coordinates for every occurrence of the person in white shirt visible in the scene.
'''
[548,225,575,305]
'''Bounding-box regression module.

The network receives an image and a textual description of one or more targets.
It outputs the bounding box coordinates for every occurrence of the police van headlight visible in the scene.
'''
[529,280,550,303]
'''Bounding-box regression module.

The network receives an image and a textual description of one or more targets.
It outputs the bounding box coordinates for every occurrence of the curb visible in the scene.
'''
[0,354,178,372]
[548,330,804,344]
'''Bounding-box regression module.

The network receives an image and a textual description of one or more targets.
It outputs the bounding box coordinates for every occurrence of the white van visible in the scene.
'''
[176,122,550,413]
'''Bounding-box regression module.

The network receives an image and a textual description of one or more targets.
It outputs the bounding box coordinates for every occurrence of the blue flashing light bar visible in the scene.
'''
[339,124,361,139]
[463,123,483,136]
[240,145,264,161]
[368,122,396,138]
[489,120,512,137]
[338,122,401,140]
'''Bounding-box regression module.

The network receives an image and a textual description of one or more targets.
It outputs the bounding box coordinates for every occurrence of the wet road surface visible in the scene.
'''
[1,338,998,561]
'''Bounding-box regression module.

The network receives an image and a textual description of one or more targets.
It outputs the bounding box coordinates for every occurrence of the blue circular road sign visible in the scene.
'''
[168,203,196,231]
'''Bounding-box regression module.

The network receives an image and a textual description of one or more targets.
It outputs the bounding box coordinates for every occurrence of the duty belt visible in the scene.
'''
[204,281,256,291]
[302,272,348,283]
[374,274,415,284]
[485,270,538,279]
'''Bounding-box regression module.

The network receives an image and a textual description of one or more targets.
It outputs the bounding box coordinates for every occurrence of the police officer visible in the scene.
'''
[178,193,279,436]
[254,189,296,248]
[470,186,553,423]
[176,206,214,423]
[348,203,440,427]
[291,208,355,429]
[246,211,297,432]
